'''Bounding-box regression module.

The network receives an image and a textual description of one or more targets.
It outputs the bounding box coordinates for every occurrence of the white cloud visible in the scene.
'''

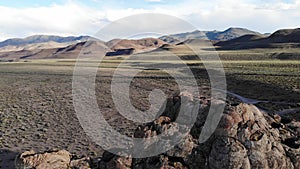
[0,2,109,40]
[105,0,300,33]
[0,0,300,41]
[95,13,196,41]
[145,0,163,2]
[150,0,300,33]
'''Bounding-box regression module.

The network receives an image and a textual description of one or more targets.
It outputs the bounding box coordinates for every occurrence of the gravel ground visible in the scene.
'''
[0,60,299,168]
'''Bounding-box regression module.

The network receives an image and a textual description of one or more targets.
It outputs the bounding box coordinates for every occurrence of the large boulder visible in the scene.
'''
[202,103,296,169]
[15,149,91,169]
[15,150,71,169]
[132,115,196,169]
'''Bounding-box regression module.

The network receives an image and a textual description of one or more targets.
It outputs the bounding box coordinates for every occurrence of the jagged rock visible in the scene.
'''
[208,137,250,169]
[131,93,300,169]
[165,134,195,159]
[160,91,196,122]
[134,116,195,160]
[133,155,188,169]
[106,156,132,169]
[286,121,300,135]
[15,149,92,169]
[132,114,196,169]
[15,149,71,169]
[98,151,132,169]
[220,104,297,169]
[70,157,91,169]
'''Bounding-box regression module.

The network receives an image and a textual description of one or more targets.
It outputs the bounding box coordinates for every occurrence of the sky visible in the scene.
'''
[0,0,299,40]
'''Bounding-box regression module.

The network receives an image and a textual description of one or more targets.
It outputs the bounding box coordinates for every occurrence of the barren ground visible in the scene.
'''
[0,57,299,168]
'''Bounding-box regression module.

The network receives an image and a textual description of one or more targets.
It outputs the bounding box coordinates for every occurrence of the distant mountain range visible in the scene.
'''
[0,38,166,60]
[159,27,266,43]
[0,27,299,60]
[0,27,262,48]
[0,35,91,48]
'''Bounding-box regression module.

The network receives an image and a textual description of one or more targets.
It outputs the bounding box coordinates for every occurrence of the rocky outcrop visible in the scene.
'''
[16,93,300,169]
[203,103,298,169]
[130,93,300,169]
[99,152,132,169]
[15,149,91,169]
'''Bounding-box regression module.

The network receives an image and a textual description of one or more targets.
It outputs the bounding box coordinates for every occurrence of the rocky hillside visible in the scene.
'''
[16,92,300,169]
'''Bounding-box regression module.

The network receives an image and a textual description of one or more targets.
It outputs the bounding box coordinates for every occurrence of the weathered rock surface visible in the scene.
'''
[131,93,300,169]
[15,149,91,169]
[16,92,300,169]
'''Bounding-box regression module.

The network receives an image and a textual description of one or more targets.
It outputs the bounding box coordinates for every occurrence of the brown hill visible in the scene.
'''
[215,28,300,49]
[0,38,167,60]
[267,28,300,43]
[0,41,70,52]
[0,35,91,48]
[0,40,109,60]
[215,34,263,46]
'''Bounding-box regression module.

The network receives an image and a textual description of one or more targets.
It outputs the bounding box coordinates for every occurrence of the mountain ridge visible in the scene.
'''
[0,35,92,48]
[0,27,263,48]
[1,27,299,60]
[215,28,300,49]
[159,27,264,43]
